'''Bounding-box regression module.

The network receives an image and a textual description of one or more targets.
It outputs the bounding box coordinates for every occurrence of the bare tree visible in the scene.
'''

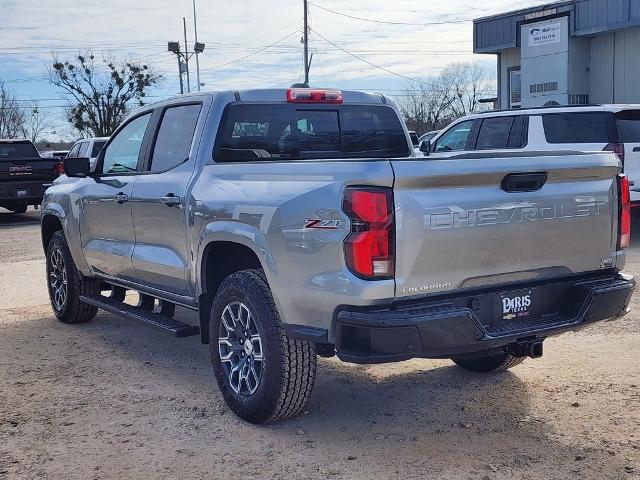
[398,79,454,134]
[47,53,161,137]
[0,82,26,138]
[441,62,493,118]
[21,105,52,143]
[397,62,495,134]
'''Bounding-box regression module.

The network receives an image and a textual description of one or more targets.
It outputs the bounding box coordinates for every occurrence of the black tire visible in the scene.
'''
[10,205,27,214]
[209,269,317,424]
[452,352,525,373]
[46,230,100,324]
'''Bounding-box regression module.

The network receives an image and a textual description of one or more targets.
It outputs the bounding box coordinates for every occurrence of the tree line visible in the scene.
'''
[2,55,492,143]
[0,53,161,143]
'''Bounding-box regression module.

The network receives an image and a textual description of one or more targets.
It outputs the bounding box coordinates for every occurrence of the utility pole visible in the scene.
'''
[183,17,191,93]
[303,0,310,86]
[193,0,201,92]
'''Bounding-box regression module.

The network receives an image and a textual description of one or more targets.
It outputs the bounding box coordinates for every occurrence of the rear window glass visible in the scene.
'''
[0,142,39,159]
[215,104,409,162]
[542,112,612,144]
[616,110,640,143]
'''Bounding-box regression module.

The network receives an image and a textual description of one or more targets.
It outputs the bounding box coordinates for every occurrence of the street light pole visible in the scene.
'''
[193,0,201,92]
[168,41,184,94]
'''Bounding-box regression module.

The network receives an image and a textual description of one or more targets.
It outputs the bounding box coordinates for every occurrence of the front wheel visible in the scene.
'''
[452,351,525,373]
[209,269,317,424]
[46,230,100,323]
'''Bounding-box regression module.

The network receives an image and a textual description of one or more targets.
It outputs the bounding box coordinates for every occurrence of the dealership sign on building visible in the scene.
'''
[528,23,561,46]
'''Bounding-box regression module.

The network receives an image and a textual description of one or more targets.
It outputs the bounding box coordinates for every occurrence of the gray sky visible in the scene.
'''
[0,0,538,140]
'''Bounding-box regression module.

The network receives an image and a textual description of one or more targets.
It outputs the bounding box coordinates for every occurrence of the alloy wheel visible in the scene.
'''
[218,301,264,397]
[49,247,67,311]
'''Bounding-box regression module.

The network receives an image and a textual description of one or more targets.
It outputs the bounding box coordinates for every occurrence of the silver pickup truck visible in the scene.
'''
[41,88,635,424]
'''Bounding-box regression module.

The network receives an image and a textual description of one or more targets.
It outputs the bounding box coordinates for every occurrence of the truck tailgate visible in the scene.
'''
[0,157,58,183]
[391,151,620,298]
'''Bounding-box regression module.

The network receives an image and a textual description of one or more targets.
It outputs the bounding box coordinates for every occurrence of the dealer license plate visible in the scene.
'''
[495,289,535,321]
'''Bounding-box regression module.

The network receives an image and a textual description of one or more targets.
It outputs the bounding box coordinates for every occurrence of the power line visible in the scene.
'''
[308,1,471,26]
[310,28,429,86]
[199,29,301,72]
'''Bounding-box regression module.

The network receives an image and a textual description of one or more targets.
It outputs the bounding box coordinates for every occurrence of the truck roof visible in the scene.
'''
[158,88,389,106]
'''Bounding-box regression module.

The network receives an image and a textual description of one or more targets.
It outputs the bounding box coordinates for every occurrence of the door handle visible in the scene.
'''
[501,172,547,193]
[114,192,129,204]
[160,194,181,207]
[633,147,640,152]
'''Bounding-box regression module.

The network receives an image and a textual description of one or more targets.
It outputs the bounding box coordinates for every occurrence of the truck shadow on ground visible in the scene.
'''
[75,311,537,436]
[0,207,40,227]
[4,309,632,478]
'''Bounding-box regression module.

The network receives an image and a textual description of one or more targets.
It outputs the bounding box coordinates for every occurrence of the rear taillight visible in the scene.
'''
[604,143,625,164]
[618,174,631,250]
[342,187,394,279]
[54,162,65,177]
[286,88,343,104]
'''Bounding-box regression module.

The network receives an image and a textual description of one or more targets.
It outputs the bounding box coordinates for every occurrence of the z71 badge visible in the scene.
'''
[304,218,340,230]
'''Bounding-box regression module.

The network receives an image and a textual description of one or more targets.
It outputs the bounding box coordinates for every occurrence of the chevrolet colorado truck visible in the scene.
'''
[1,139,60,213]
[41,88,635,424]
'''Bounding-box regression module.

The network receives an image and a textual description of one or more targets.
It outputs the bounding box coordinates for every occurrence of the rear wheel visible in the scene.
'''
[452,351,525,373]
[209,269,317,424]
[46,230,100,323]
[10,205,27,214]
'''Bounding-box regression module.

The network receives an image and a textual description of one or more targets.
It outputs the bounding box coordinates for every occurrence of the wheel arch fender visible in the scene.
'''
[41,202,90,274]
[196,221,282,344]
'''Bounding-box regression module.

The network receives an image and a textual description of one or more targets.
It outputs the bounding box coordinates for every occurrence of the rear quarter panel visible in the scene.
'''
[191,160,395,340]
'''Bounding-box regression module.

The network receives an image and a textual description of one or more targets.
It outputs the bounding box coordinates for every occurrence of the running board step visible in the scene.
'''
[80,294,200,338]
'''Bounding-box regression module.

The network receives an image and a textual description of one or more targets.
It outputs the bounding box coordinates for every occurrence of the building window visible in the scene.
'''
[509,68,521,109]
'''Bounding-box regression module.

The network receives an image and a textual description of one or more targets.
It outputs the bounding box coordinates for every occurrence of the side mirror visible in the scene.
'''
[63,157,91,178]
[419,140,430,156]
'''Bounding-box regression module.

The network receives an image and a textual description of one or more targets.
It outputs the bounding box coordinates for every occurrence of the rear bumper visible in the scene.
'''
[0,180,50,205]
[335,272,635,364]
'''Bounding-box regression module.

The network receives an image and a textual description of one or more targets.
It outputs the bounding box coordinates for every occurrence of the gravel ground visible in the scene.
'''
[0,206,639,479]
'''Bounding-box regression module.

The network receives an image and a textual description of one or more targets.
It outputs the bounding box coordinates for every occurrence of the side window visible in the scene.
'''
[102,113,152,174]
[67,143,80,158]
[434,120,474,152]
[78,141,90,157]
[507,116,527,148]
[542,112,611,144]
[149,104,202,172]
[475,117,515,150]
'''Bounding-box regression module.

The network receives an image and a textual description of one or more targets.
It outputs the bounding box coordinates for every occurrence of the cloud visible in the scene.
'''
[0,0,537,139]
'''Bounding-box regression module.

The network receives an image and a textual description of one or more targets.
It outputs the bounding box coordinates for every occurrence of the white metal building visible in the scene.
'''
[473,0,640,109]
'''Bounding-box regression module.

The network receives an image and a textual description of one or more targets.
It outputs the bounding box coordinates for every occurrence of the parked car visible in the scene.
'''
[0,139,61,213]
[417,130,441,156]
[42,150,70,160]
[425,105,640,202]
[66,137,109,168]
[419,130,440,143]
[41,89,634,424]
